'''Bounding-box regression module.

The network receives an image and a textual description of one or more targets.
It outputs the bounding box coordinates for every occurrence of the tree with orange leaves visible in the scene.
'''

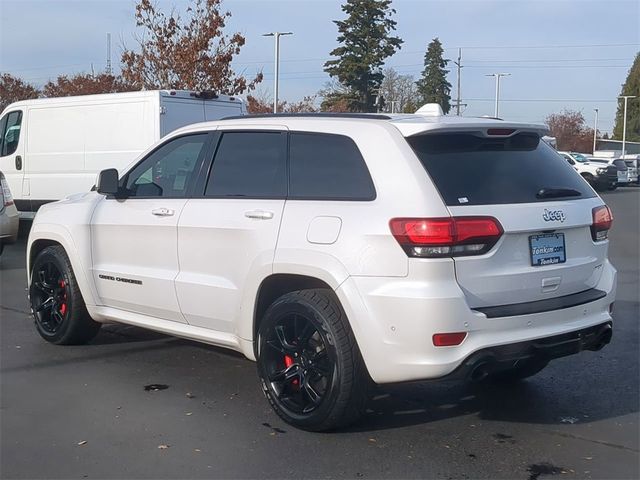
[121,0,262,95]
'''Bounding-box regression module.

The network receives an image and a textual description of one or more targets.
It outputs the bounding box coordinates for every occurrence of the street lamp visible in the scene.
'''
[618,95,636,157]
[593,108,599,154]
[485,73,510,118]
[263,32,293,113]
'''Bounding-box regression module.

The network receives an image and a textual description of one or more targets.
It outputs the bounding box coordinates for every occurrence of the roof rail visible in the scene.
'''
[221,112,392,121]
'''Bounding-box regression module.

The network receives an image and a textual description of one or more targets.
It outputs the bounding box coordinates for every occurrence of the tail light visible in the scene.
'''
[389,217,503,258]
[591,205,613,241]
[0,174,13,207]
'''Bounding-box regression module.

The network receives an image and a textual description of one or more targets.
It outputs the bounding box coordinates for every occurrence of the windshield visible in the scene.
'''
[571,153,589,163]
[407,132,596,206]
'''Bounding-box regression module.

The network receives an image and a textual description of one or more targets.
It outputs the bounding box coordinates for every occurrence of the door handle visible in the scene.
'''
[244,210,274,220]
[151,207,175,217]
[15,155,22,170]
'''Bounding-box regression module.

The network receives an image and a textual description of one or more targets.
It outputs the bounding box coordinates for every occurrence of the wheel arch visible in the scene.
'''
[251,273,336,357]
[27,226,99,307]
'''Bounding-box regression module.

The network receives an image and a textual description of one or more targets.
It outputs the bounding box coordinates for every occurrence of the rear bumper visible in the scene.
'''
[337,259,616,384]
[445,321,612,382]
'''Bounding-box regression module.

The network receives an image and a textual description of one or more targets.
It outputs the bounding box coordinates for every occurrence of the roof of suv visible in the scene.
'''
[215,111,549,137]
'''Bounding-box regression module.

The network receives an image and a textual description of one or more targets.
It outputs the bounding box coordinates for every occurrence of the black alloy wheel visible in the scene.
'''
[31,260,70,335]
[257,289,369,431]
[261,312,335,415]
[30,245,101,345]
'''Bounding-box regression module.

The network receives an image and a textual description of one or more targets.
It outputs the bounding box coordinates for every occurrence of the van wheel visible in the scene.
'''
[257,289,369,431]
[487,360,548,383]
[29,246,101,345]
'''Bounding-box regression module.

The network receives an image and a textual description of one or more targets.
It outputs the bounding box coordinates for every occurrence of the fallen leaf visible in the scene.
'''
[560,416,579,424]
[194,449,201,452]
[368,438,377,443]
[185,412,193,416]
[186,392,195,399]
[584,457,593,460]
[158,444,170,449]
[77,440,87,446]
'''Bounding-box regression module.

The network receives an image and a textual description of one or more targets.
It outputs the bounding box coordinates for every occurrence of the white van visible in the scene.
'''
[0,90,245,214]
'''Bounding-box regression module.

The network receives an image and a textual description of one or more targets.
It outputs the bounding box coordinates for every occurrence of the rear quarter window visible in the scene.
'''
[289,132,376,201]
[407,132,596,206]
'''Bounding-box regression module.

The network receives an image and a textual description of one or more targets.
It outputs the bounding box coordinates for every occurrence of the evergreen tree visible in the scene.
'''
[415,38,452,113]
[323,0,403,112]
[613,53,640,142]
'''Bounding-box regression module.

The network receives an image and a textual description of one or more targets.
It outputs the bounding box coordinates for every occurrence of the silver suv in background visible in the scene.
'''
[0,172,19,256]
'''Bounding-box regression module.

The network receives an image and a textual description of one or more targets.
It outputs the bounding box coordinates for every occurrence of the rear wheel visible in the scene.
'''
[257,289,369,431]
[487,360,548,383]
[30,246,101,345]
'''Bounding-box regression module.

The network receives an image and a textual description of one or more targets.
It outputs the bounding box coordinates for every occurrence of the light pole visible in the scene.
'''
[619,95,636,157]
[593,108,599,154]
[485,73,510,118]
[263,31,293,113]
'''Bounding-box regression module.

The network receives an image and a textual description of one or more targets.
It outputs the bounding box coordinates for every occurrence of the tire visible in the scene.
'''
[607,183,618,191]
[257,289,369,431]
[0,242,4,257]
[487,360,548,383]
[29,245,101,345]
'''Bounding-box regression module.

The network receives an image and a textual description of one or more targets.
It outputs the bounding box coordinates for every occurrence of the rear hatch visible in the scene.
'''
[612,159,629,182]
[407,131,607,308]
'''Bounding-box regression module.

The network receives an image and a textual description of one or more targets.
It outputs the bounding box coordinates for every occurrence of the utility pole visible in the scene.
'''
[619,95,636,157]
[106,33,112,75]
[453,48,463,116]
[485,73,510,118]
[593,108,599,154]
[263,32,293,113]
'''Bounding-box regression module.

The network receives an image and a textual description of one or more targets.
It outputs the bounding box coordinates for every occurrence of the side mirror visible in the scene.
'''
[96,168,120,195]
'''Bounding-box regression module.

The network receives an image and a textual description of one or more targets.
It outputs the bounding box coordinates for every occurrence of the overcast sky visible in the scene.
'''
[1,0,638,133]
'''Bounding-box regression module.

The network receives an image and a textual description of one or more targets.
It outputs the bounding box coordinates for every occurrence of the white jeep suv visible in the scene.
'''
[27,108,616,431]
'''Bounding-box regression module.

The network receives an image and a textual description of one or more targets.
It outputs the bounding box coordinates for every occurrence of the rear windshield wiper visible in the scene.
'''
[536,187,583,199]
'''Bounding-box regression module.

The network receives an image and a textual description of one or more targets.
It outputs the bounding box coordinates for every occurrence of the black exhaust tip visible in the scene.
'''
[587,323,613,351]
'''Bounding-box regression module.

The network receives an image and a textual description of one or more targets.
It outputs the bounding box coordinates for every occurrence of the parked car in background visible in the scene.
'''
[558,151,617,190]
[28,107,616,431]
[621,155,640,184]
[587,157,631,188]
[0,90,246,216]
[0,171,19,256]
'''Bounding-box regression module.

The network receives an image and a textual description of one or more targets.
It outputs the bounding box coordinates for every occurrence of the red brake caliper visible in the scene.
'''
[59,280,67,315]
[284,355,299,386]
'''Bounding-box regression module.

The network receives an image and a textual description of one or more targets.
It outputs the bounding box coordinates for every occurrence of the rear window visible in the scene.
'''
[407,132,596,206]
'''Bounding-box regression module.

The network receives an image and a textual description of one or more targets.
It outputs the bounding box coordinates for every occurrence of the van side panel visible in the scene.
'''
[26,100,154,202]
[83,101,154,175]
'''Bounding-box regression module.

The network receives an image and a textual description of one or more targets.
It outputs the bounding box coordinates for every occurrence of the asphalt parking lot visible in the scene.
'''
[1,189,638,480]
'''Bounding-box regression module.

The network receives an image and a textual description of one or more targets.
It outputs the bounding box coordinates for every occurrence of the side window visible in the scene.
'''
[289,133,376,200]
[0,111,23,157]
[125,133,209,198]
[205,131,287,198]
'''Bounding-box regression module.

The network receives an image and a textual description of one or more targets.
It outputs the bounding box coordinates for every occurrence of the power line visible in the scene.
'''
[466,98,619,103]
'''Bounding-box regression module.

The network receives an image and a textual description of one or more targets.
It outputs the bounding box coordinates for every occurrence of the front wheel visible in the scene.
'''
[29,245,101,345]
[257,289,369,431]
